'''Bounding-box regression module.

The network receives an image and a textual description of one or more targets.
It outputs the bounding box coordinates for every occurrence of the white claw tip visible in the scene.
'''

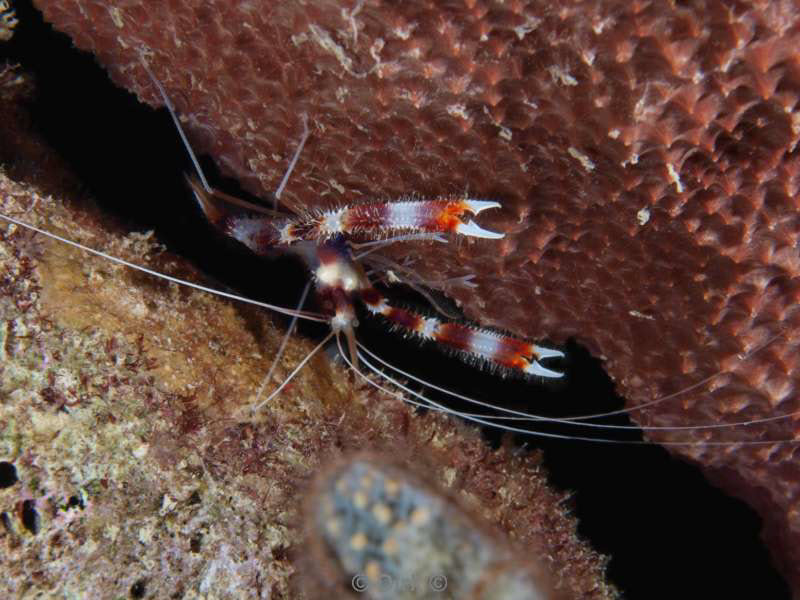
[464,200,502,215]
[533,345,565,360]
[455,220,505,239]
[525,361,564,378]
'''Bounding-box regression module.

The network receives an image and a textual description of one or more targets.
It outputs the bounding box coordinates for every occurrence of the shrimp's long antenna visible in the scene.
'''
[0,213,326,322]
[273,113,310,208]
[252,280,312,413]
[346,342,799,446]
[253,330,335,412]
[357,342,800,435]
[141,53,310,217]
[560,327,790,422]
[139,56,213,195]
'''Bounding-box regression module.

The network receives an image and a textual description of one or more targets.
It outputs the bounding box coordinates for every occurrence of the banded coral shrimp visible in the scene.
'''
[1,6,795,598]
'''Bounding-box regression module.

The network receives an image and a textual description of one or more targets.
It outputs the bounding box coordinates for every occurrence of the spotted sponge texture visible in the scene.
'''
[306,456,554,600]
[32,0,800,589]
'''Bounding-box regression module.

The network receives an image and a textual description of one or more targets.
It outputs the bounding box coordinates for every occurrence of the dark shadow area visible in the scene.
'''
[0,461,18,488]
[3,2,791,598]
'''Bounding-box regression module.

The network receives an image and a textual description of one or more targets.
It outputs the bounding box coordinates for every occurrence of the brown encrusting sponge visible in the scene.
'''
[27,0,800,591]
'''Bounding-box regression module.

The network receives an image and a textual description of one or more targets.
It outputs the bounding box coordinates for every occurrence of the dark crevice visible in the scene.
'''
[21,499,39,535]
[0,461,18,488]
[130,578,147,599]
[67,494,85,509]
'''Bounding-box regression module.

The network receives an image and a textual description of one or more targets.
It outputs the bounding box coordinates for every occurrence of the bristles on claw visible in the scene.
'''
[279,197,505,243]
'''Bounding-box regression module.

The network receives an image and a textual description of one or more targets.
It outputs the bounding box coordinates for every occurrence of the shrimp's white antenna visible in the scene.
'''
[139,55,213,195]
[253,330,335,412]
[0,212,326,322]
[273,113,310,208]
[252,281,313,413]
[357,342,800,435]
[140,55,310,214]
[346,342,799,446]
[559,327,790,422]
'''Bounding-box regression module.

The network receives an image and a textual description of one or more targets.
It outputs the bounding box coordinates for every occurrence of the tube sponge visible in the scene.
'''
[305,454,558,600]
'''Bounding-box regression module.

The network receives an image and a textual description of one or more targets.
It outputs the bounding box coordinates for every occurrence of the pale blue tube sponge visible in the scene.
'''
[308,456,556,600]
